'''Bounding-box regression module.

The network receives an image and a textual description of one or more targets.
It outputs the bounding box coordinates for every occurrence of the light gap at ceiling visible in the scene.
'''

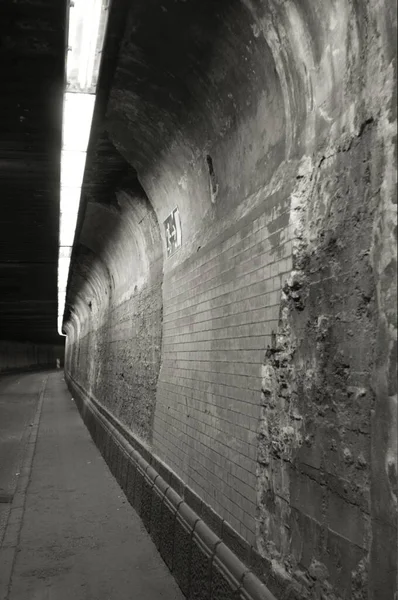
[58,0,110,335]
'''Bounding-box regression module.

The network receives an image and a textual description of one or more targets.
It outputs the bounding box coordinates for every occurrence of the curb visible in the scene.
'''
[66,373,277,600]
[0,375,48,600]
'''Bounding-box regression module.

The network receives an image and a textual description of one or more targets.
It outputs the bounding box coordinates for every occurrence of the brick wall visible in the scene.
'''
[153,199,293,543]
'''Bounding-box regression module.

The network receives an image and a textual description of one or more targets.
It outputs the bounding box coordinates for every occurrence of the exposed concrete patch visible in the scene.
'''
[256,114,396,599]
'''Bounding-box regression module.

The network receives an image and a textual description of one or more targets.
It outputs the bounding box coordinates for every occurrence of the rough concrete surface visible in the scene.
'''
[66,182,164,444]
[257,121,397,599]
[1,371,183,600]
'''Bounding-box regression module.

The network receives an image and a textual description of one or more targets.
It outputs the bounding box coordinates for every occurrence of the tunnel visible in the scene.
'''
[0,1,396,599]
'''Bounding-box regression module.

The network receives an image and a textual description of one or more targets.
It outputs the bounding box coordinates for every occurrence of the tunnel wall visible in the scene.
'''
[65,182,164,442]
[0,340,64,374]
[64,1,397,599]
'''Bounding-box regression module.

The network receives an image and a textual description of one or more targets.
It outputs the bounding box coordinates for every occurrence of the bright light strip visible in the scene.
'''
[66,0,109,94]
[60,187,81,216]
[58,0,110,335]
[57,314,65,337]
[59,187,82,246]
[60,150,87,188]
[58,257,71,288]
[59,214,78,247]
[59,247,72,259]
[62,93,95,151]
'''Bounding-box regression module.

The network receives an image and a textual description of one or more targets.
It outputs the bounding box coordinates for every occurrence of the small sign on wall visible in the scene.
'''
[164,208,182,257]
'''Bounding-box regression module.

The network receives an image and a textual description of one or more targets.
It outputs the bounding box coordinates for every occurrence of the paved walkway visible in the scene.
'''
[0,372,43,545]
[0,371,184,600]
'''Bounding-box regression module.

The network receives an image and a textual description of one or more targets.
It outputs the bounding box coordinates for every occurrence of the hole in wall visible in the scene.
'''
[206,154,218,203]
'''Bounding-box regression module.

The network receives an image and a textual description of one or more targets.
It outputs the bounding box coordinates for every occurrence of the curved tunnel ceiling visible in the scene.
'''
[0,0,393,343]
[0,0,65,344]
[66,0,396,327]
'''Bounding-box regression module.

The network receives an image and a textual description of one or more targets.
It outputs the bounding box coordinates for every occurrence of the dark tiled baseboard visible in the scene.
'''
[66,373,277,600]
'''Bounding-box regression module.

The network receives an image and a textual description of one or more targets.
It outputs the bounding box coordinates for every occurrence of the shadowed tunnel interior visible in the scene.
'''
[1,1,396,599]
[0,0,65,372]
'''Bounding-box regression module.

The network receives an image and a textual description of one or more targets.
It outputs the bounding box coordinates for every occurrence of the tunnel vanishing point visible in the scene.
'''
[0,1,397,599]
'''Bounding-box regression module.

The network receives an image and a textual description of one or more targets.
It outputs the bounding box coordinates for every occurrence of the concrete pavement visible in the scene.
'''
[0,371,184,600]
[0,372,45,545]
